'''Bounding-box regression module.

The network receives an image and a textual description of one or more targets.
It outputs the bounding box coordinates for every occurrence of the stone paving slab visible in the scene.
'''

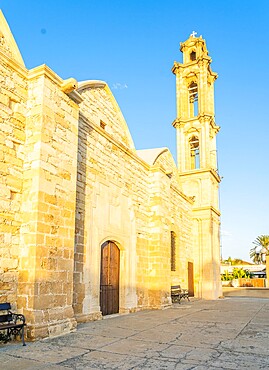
[1,342,89,364]
[209,351,269,369]
[47,332,121,350]
[1,297,269,369]
[60,350,146,369]
[77,324,139,338]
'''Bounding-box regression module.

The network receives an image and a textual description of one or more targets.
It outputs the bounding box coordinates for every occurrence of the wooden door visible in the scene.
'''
[100,241,120,316]
[188,262,194,297]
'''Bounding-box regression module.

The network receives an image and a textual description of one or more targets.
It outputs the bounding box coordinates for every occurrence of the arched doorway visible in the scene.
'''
[100,241,120,315]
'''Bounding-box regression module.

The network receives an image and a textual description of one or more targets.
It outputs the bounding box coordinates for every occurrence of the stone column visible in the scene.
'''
[147,168,171,308]
[18,66,79,339]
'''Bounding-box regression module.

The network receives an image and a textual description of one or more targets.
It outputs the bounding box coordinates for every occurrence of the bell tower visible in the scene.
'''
[172,32,222,299]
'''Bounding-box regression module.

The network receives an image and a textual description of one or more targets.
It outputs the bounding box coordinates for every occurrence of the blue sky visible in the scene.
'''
[1,0,268,262]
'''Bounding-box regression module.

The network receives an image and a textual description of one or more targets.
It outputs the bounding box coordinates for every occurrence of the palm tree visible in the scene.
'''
[250,247,262,264]
[250,235,269,264]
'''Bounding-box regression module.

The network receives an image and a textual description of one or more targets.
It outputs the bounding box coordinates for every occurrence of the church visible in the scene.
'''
[0,11,222,340]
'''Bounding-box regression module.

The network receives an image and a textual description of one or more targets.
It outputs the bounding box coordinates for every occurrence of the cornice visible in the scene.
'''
[172,114,220,133]
[28,64,83,105]
[171,62,182,75]
[148,164,164,173]
[170,184,194,204]
[203,115,220,133]
[28,64,63,85]
[211,123,221,134]
[172,56,212,75]
[192,206,221,217]
[198,114,221,133]
[180,36,206,51]
[179,168,221,183]
[198,113,213,122]
[208,65,218,80]
[197,56,212,67]
[0,49,28,78]
[172,118,181,128]
[211,169,221,182]
[172,117,198,128]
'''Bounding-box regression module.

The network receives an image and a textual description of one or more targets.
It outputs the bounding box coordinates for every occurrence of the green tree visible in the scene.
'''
[232,268,251,279]
[221,268,252,281]
[250,235,269,264]
[221,270,233,281]
[222,257,247,265]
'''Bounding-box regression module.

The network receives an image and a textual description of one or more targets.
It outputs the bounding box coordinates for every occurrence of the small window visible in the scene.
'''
[171,231,176,271]
[190,51,196,61]
[190,136,200,169]
[100,120,106,129]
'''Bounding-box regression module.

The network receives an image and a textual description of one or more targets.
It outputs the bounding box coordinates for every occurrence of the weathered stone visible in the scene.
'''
[1,299,269,369]
[0,12,222,340]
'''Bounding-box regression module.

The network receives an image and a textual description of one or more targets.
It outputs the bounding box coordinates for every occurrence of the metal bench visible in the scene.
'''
[171,285,190,303]
[0,303,26,346]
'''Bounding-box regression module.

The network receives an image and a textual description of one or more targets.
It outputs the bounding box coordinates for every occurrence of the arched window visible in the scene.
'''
[171,231,176,271]
[188,82,198,117]
[190,51,196,61]
[190,136,200,169]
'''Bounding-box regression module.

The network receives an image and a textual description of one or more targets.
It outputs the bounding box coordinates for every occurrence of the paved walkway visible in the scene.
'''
[1,297,269,369]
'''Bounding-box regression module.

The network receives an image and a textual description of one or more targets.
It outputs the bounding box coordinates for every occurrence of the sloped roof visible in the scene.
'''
[0,10,25,66]
[77,80,135,150]
[78,80,106,90]
[136,148,168,165]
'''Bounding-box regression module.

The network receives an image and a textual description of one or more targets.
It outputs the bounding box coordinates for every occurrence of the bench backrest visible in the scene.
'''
[0,303,11,311]
[0,303,13,323]
[171,285,181,291]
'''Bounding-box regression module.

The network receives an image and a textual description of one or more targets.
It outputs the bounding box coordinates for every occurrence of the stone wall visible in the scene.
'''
[73,83,195,317]
[0,50,27,306]
[154,149,194,288]
[78,82,134,149]
[74,84,152,317]
[17,66,79,339]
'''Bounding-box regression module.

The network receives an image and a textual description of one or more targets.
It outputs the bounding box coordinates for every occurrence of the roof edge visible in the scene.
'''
[77,80,106,91]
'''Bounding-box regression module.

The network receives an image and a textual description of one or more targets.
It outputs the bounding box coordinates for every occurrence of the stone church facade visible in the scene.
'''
[0,11,222,340]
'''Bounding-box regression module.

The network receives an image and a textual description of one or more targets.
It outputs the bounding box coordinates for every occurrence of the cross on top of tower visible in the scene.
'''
[190,31,197,38]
